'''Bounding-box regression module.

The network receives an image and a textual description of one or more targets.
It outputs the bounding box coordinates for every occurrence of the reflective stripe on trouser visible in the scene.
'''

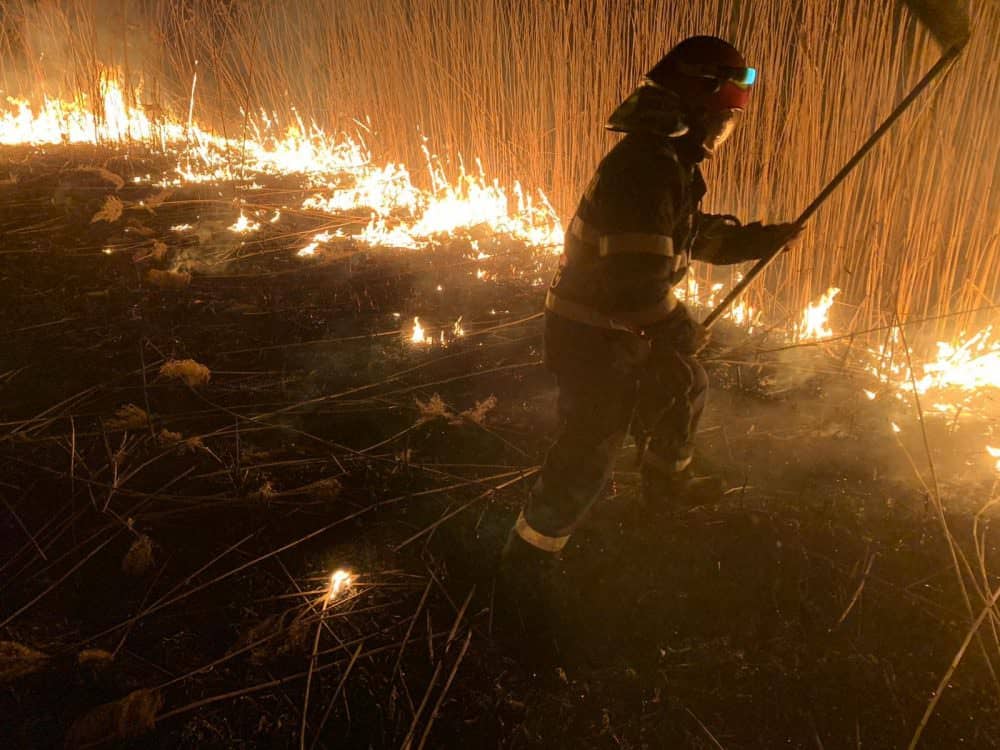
[513,511,571,553]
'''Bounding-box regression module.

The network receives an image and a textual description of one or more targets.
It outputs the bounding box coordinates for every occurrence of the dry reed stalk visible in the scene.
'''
[414,630,472,750]
[908,580,1000,749]
[1,1,997,343]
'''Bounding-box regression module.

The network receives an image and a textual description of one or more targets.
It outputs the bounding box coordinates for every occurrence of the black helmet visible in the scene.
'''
[607,36,756,157]
[647,36,756,112]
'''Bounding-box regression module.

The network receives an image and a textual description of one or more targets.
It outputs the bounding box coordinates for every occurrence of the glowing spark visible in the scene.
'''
[453,316,465,337]
[891,422,901,434]
[328,569,352,601]
[171,224,193,232]
[863,389,877,400]
[297,241,319,257]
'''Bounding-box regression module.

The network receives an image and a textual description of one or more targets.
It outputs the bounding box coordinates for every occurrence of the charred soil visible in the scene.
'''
[1,147,999,749]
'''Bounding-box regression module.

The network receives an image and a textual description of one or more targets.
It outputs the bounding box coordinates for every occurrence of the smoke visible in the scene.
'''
[1,1,166,104]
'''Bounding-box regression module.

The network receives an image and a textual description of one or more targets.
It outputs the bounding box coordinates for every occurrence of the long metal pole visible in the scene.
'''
[703,46,962,329]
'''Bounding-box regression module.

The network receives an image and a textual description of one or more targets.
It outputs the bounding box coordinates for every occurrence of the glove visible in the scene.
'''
[768,221,805,251]
[739,221,804,260]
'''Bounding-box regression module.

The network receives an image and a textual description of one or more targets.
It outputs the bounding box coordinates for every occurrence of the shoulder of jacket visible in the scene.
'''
[598,135,685,179]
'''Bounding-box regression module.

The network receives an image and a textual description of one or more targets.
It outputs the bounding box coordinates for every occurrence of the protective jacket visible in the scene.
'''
[546,131,771,339]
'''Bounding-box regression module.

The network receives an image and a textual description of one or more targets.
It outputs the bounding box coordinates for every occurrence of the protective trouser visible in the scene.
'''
[514,312,708,553]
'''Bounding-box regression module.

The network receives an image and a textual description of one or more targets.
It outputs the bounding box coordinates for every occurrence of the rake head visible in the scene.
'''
[901,0,972,52]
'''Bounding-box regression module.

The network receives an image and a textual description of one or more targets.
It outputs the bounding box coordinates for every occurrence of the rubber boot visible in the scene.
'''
[641,468,724,511]
[494,526,562,667]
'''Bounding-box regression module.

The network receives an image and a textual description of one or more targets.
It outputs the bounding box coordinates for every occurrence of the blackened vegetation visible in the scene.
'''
[1,145,998,749]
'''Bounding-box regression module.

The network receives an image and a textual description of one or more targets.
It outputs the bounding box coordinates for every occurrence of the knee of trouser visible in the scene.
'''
[546,427,626,480]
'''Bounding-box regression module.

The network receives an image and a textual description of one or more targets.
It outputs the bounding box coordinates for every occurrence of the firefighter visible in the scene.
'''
[505,36,802,563]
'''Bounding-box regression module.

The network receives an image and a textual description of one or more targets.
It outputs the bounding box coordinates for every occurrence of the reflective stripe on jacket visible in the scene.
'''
[550,133,705,329]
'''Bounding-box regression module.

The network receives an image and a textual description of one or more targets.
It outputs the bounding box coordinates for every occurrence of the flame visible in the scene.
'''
[797,287,840,341]
[912,328,1000,394]
[6,71,1000,476]
[328,569,352,601]
[228,211,261,234]
[674,276,761,332]
[410,317,427,344]
[0,73,562,252]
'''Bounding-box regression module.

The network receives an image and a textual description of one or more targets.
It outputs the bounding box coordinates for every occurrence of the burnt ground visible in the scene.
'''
[2,145,1000,749]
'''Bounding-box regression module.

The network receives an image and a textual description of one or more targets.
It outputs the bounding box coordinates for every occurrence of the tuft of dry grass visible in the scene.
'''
[0,640,51,683]
[415,393,453,424]
[121,535,154,577]
[460,395,497,425]
[74,166,124,191]
[150,241,169,261]
[77,649,114,668]
[293,476,343,500]
[105,404,150,432]
[159,359,211,387]
[89,195,123,224]
[64,688,163,749]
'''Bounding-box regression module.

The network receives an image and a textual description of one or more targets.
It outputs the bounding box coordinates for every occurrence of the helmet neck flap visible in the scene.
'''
[605,79,689,139]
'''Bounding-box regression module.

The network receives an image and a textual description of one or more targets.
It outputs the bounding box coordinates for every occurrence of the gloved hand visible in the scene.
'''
[767,221,805,251]
[742,221,804,259]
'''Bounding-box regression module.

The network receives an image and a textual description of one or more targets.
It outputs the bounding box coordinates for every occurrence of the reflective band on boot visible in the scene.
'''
[514,512,571,553]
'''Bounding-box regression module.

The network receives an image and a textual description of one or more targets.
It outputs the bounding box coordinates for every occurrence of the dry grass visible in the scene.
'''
[104,403,150,431]
[121,534,154,577]
[1,1,997,341]
[0,640,51,683]
[159,358,211,386]
[64,687,163,748]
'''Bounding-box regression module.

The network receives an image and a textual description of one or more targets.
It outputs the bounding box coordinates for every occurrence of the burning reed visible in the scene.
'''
[0,1,997,340]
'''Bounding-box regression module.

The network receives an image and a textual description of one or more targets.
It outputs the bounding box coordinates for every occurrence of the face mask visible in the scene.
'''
[701,109,740,156]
